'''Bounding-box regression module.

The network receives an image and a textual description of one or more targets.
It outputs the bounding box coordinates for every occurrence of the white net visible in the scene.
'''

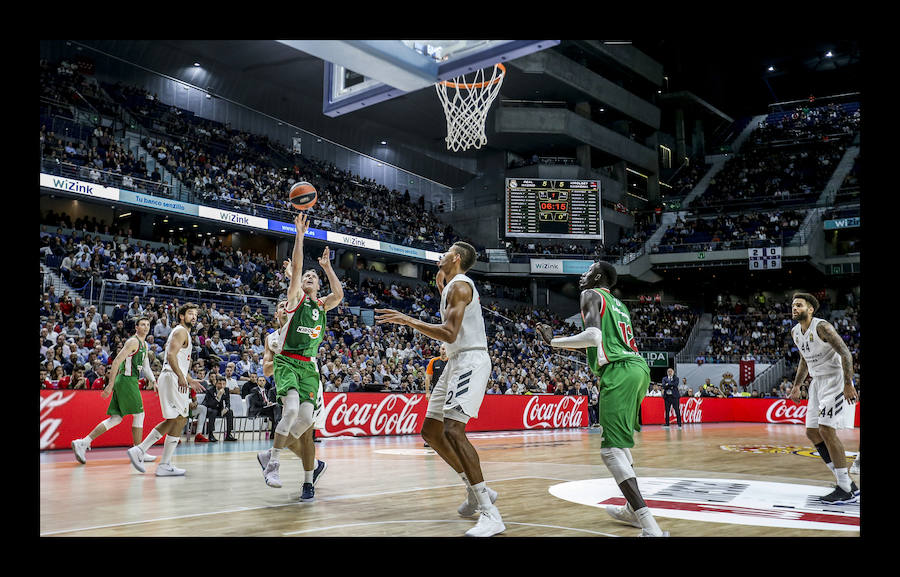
[435,63,506,152]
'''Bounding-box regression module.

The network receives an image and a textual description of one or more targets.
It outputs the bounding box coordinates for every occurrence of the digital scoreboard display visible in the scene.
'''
[505,179,602,239]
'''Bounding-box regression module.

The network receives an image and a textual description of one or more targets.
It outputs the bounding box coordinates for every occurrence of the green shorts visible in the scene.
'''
[107,377,144,416]
[273,354,320,406]
[597,357,650,449]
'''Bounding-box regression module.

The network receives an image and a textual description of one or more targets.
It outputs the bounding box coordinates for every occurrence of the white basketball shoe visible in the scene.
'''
[464,504,506,537]
[155,463,186,476]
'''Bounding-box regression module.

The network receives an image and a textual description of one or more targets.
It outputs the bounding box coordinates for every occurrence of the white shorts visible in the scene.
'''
[158,370,190,420]
[426,349,490,424]
[805,372,855,430]
[313,379,325,430]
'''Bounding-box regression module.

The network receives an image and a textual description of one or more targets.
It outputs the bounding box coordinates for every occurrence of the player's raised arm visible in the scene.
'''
[102,336,139,398]
[815,320,858,403]
[375,281,472,344]
[317,246,344,311]
[537,290,605,350]
[286,212,309,306]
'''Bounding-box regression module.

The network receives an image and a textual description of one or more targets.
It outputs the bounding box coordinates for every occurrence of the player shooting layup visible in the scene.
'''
[261,212,343,491]
[537,261,668,537]
[256,252,336,501]
[376,241,504,537]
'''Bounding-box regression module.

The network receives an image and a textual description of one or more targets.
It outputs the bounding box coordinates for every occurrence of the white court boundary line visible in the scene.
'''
[283,520,618,537]
[40,475,554,536]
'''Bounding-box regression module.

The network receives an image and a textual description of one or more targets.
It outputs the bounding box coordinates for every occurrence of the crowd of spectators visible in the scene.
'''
[752,101,860,146]
[653,209,805,253]
[666,158,712,198]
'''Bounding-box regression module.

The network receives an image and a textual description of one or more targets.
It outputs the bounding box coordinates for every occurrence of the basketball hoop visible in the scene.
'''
[435,62,506,152]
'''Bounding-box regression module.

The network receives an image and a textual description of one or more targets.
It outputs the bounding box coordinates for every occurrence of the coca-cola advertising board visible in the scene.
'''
[40,391,588,449]
[642,397,860,427]
[317,393,587,437]
[40,390,166,451]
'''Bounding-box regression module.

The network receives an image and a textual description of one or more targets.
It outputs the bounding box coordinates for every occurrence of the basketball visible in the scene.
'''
[289,181,317,210]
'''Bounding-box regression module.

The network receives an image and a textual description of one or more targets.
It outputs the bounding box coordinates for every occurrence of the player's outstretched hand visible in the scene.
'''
[318,246,331,269]
[374,308,409,326]
[294,211,310,235]
[535,323,554,345]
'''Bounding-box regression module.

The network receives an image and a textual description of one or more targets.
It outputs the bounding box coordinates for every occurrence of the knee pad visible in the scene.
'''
[131,412,145,429]
[275,390,300,436]
[101,415,123,430]
[600,447,636,485]
[289,402,315,438]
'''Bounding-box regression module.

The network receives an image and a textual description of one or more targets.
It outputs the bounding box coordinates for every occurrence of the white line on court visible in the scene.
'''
[283,520,619,537]
[39,475,546,536]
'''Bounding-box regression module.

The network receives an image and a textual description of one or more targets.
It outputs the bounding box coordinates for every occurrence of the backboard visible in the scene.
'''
[275,40,559,117]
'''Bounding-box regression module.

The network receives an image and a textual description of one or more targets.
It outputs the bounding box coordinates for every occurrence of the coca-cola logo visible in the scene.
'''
[523,396,585,429]
[322,393,424,437]
[766,399,807,424]
[40,391,76,450]
[679,397,704,423]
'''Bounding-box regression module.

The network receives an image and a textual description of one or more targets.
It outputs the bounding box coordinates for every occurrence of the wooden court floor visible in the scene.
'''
[39,423,861,538]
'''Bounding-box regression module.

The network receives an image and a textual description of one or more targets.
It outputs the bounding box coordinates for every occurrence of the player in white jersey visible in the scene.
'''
[127,303,205,476]
[788,293,859,503]
[376,241,504,537]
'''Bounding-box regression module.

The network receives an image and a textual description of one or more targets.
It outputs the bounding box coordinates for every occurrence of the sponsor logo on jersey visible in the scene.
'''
[550,477,858,532]
[296,324,322,339]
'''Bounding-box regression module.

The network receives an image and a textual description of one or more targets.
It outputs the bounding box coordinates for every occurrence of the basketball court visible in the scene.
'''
[40,423,860,537]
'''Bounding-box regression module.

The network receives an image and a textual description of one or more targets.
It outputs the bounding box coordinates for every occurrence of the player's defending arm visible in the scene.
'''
[788,357,809,402]
[374,281,471,344]
[537,290,605,351]
[167,328,202,394]
[816,321,859,403]
[263,335,275,378]
[101,337,139,399]
[317,246,344,311]
[286,211,309,307]
[142,357,158,392]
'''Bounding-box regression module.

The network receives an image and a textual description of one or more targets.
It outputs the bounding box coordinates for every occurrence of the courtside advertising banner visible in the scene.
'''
[40,391,587,447]
[642,397,860,427]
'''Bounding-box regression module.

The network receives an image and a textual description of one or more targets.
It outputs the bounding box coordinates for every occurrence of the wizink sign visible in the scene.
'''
[197,205,268,230]
[824,217,860,230]
[39,173,120,201]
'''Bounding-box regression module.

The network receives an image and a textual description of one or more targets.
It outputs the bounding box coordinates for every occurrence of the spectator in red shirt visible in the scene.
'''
[91,363,108,390]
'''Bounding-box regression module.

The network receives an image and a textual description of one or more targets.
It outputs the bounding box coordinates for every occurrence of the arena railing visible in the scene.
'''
[98,279,278,317]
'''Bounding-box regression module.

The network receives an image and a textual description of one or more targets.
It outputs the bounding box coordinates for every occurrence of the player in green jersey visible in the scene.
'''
[71,316,159,464]
[262,212,343,489]
[537,261,668,537]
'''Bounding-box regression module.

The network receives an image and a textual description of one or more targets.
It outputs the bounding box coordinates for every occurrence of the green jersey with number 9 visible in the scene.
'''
[583,287,647,376]
[278,294,326,357]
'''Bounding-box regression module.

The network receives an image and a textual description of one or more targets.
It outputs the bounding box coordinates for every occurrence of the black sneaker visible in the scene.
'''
[819,485,858,504]
[312,459,327,486]
[300,482,315,502]
[851,480,860,497]
[224,435,238,442]
[208,436,218,443]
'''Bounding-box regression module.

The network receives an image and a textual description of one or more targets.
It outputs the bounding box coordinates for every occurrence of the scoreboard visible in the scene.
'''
[505,178,603,239]
[748,247,782,270]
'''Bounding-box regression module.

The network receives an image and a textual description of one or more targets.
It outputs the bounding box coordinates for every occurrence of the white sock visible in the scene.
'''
[472,481,492,508]
[160,435,180,465]
[81,436,92,447]
[459,472,474,497]
[826,462,836,473]
[634,506,662,535]
[271,447,282,463]
[304,469,314,483]
[138,428,163,453]
[834,467,852,492]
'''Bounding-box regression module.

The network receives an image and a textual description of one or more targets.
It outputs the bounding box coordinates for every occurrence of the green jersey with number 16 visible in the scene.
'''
[583,287,646,376]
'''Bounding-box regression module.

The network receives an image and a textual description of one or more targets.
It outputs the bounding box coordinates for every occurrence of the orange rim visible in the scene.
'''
[439,62,506,90]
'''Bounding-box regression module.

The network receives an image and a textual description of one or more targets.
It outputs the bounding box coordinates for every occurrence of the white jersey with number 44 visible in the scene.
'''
[791,317,843,378]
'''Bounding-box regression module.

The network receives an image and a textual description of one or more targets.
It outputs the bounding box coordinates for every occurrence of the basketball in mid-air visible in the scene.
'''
[289,181,317,210]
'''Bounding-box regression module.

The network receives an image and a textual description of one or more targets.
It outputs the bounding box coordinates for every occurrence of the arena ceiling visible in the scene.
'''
[67,39,862,159]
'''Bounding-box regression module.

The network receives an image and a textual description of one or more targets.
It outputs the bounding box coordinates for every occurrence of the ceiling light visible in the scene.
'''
[194,62,200,67]
[825,51,833,58]
[192,224,198,228]
[220,229,226,233]
[380,141,387,145]
[178,227,184,231]
[768,66,775,72]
